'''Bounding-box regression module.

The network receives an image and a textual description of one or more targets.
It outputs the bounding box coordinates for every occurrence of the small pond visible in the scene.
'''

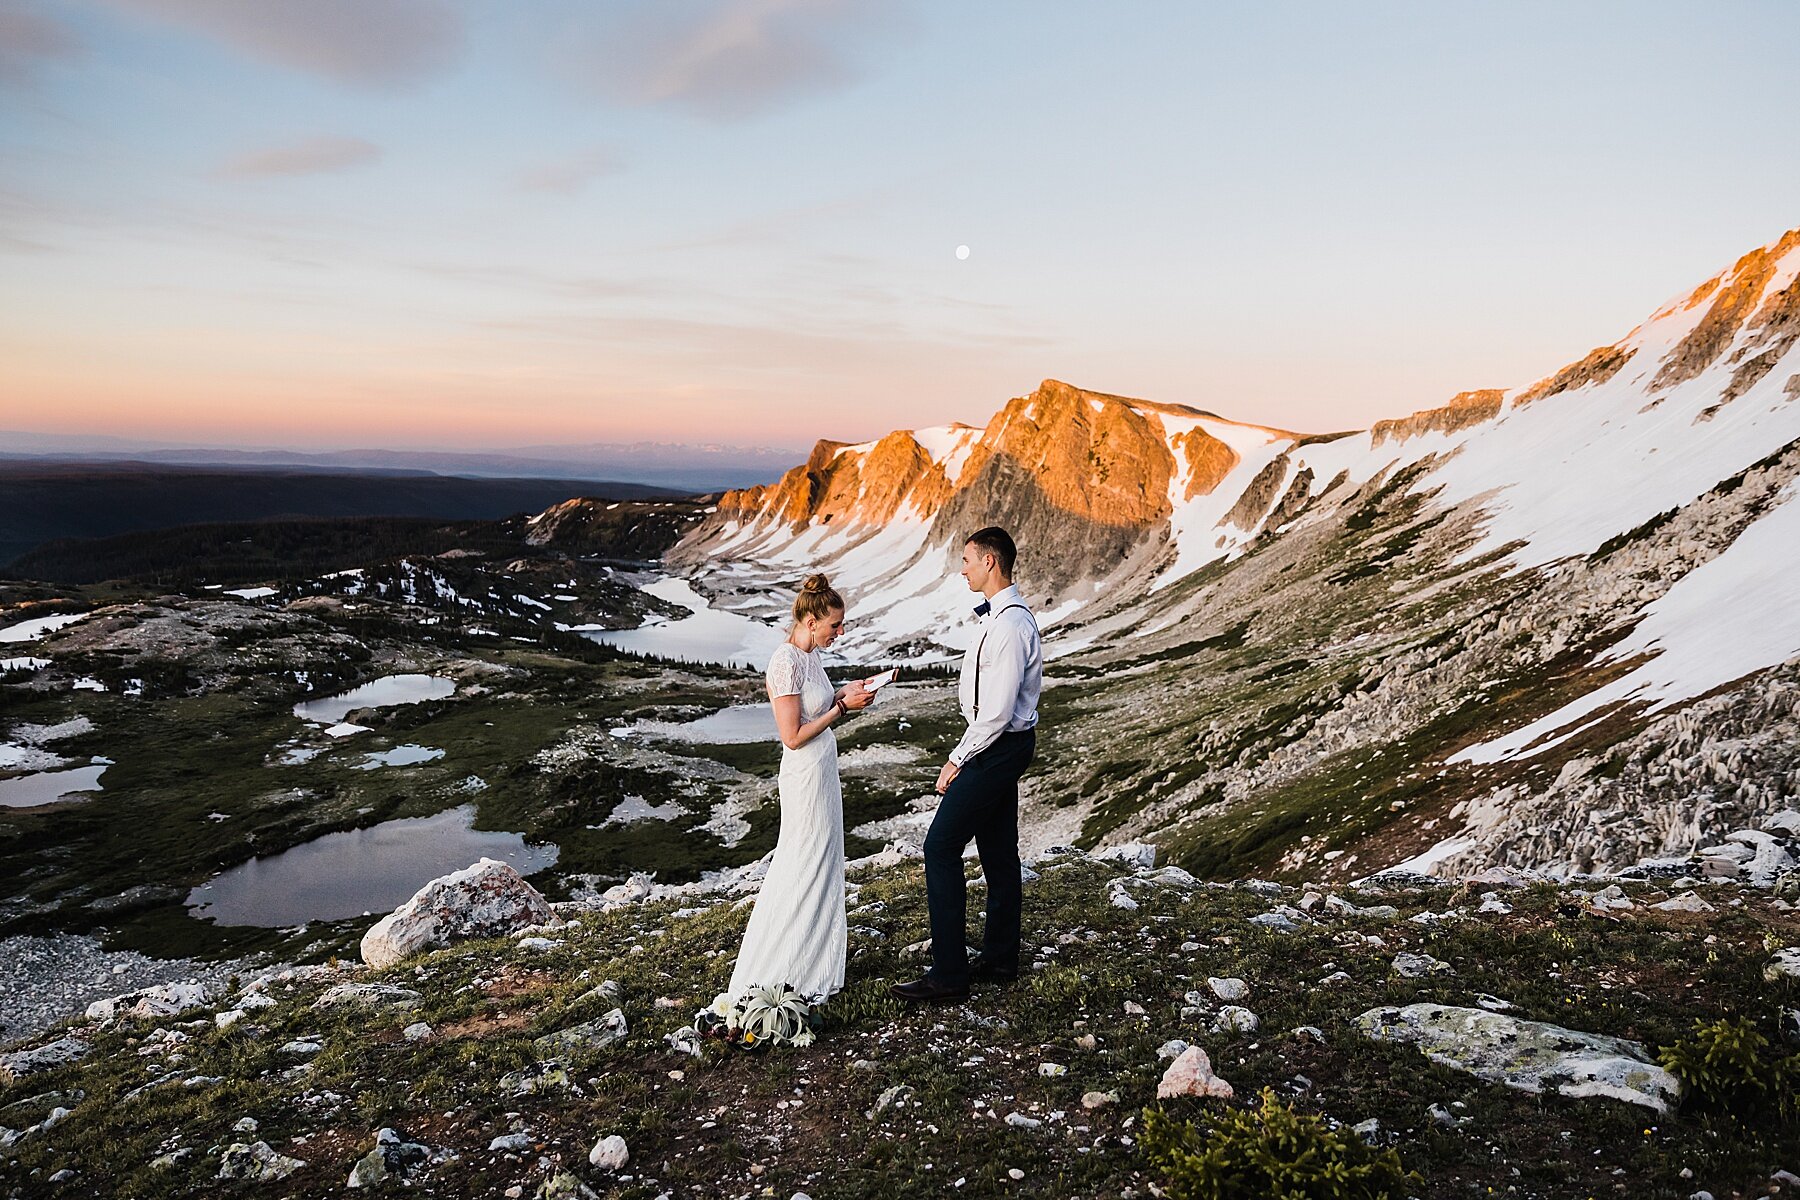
[185,804,557,927]
[293,674,456,724]
[0,762,109,808]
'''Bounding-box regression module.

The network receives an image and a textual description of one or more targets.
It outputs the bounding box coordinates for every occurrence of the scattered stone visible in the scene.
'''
[85,980,213,1024]
[216,1140,306,1182]
[1096,842,1157,869]
[403,1021,433,1041]
[314,983,421,1011]
[1354,1004,1682,1115]
[867,1084,914,1118]
[1352,1117,1381,1142]
[1156,1039,1190,1060]
[500,1062,578,1098]
[1652,891,1715,913]
[1212,1006,1259,1034]
[1038,1062,1067,1077]
[1123,1001,1146,1016]
[664,1026,703,1057]
[1391,951,1452,978]
[537,1171,600,1200]
[532,1008,628,1060]
[348,1127,429,1188]
[1291,1025,1326,1044]
[360,858,555,968]
[214,1009,246,1030]
[589,1134,629,1171]
[0,1035,91,1082]
[1081,1090,1119,1109]
[1765,948,1800,982]
[1474,994,1518,1012]
[1004,1112,1043,1129]
[1429,1102,1469,1128]
[278,1038,322,1056]
[1585,884,1634,911]
[1249,911,1301,933]
[1207,976,1250,1001]
[1157,1046,1234,1099]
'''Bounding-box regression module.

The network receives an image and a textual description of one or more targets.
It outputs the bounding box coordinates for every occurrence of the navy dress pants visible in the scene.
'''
[922,728,1036,985]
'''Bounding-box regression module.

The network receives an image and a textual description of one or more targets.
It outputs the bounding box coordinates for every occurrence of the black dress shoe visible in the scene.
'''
[966,952,1019,984]
[890,975,970,1002]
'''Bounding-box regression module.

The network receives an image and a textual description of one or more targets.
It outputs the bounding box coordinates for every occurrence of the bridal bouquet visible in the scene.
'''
[695,983,821,1050]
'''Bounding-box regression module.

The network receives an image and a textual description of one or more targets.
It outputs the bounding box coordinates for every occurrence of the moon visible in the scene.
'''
[955,244,970,260]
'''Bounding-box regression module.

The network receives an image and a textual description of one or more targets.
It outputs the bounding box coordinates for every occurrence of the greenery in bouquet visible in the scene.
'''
[694,982,823,1050]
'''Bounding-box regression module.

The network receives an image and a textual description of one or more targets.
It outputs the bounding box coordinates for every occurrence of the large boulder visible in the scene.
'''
[361,858,554,968]
[1354,1003,1682,1115]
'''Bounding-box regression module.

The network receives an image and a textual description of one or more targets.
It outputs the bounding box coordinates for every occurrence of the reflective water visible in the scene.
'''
[293,674,456,724]
[185,804,557,927]
[354,744,446,769]
[584,577,786,669]
[627,703,776,744]
[0,763,108,808]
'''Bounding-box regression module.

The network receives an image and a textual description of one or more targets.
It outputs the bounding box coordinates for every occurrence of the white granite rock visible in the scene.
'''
[1354,1003,1682,1115]
[589,1133,629,1170]
[85,979,213,1024]
[1207,976,1250,1001]
[216,1140,306,1182]
[0,1034,91,1082]
[1652,891,1715,913]
[360,858,554,968]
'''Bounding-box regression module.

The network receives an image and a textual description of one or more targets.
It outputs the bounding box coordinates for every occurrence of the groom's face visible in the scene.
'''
[960,543,992,592]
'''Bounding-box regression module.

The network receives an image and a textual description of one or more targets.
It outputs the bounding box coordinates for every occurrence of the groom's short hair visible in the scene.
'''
[966,526,1017,578]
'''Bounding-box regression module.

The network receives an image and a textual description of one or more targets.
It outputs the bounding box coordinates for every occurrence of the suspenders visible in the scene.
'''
[971,602,1037,721]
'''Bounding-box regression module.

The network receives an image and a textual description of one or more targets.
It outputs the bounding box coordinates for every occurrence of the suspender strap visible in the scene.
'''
[972,603,1036,721]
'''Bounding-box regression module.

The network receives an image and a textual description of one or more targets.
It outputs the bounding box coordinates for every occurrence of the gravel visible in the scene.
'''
[0,933,257,1043]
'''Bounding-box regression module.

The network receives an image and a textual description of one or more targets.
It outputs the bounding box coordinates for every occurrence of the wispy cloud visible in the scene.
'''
[217,135,382,179]
[0,0,80,86]
[99,0,462,88]
[560,0,914,120]
[516,147,626,195]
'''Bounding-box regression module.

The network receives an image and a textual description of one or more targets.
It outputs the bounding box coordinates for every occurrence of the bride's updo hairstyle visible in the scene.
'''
[792,573,844,623]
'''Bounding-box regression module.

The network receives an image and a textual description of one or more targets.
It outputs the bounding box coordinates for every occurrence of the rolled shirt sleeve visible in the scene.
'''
[949,618,1027,767]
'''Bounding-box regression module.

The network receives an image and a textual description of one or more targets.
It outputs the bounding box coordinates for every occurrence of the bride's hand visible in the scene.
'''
[841,680,874,711]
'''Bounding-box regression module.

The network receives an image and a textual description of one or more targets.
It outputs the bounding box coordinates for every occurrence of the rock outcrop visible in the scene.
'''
[1354,1003,1683,1115]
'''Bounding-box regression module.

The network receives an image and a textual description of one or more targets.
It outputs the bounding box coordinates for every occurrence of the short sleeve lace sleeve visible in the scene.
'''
[765,644,803,698]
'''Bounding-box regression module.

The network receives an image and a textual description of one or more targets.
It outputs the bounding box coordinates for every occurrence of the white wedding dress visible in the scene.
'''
[721,641,847,1003]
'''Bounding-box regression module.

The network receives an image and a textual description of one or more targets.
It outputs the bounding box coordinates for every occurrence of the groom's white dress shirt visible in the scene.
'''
[948,583,1042,768]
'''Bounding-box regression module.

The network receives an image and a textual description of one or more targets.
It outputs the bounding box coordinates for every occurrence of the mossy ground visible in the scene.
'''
[4,858,1795,1198]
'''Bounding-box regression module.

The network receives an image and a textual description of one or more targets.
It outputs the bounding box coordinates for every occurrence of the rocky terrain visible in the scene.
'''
[1,828,1796,1199]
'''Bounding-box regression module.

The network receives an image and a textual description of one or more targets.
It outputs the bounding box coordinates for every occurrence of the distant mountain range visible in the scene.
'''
[0,437,802,493]
[0,461,692,568]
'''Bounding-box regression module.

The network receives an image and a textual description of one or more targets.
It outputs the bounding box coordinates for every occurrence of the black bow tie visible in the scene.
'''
[973,600,991,617]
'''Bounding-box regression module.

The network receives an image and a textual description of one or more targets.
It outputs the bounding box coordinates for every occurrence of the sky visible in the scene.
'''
[1,0,1797,456]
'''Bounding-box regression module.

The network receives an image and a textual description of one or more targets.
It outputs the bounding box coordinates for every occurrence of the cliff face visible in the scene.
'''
[1368,390,1507,447]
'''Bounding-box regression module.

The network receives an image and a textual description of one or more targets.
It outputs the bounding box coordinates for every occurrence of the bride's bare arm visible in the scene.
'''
[771,688,847,750]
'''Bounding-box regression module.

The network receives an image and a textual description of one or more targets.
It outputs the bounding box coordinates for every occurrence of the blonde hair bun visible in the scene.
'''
[792,573,845,622]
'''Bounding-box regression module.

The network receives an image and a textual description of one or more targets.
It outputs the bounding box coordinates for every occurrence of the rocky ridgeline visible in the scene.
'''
[3,831,1798,1198]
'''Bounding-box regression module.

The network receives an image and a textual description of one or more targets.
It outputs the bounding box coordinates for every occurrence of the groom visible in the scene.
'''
[893,526,1043,1002]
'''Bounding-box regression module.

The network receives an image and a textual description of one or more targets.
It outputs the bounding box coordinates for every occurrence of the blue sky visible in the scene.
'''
[2,0,1797,452]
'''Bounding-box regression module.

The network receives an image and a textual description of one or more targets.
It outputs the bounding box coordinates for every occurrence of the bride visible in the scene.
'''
[716,573,873,1008]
